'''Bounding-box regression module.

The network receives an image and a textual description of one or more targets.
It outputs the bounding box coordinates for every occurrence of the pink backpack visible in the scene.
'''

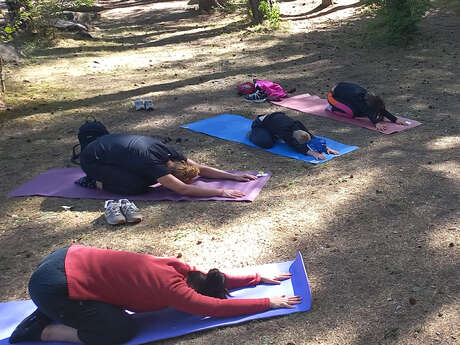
[255,79,287,99]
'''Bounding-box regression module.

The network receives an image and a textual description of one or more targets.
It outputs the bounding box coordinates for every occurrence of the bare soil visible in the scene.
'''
[0,1,459,344]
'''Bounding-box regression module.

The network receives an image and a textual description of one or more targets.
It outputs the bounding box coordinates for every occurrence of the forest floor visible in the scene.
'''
[0,0,459,344]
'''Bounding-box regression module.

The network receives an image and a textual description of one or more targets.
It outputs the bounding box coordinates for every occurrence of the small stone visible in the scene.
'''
[438,312,443,317]
[292,237,297,241]
[349,174,353,178]
[196,240,202,245]
[449,242,454,247]
[176,253,182,258]
[409,297,417,305]
[376,189,383,194]
[324,243,330,248]
[436,331,440,336]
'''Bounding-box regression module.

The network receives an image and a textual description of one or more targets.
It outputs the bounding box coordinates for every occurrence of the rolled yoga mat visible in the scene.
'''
[7,168,270,202]
[181,114,358,164]
[0,252,311,345]
[271,94,422,134]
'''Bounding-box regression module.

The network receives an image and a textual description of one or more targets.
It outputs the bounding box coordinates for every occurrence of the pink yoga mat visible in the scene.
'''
[271,94,422,134]
[7,168,271,202]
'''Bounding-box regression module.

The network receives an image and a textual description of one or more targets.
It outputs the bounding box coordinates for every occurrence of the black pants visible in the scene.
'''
[29,248,137,345]
[248,116,277,149]
[80,151,152,195]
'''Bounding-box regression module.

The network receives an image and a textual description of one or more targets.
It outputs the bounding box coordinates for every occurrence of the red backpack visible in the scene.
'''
[237,82,256,95]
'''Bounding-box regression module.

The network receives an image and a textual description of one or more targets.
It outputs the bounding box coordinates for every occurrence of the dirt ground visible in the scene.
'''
[0,0,459,344]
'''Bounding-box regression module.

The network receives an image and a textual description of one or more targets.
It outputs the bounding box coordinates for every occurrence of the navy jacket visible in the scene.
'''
[332,82,397,124]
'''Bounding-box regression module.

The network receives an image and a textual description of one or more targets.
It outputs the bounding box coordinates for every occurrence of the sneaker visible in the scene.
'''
[9,309,51,344]
[244,90,267,103]
[119,199,143,223]
[104,200,126,225]
[134,98,144,111]
[144,99,153,111]
[74,176,97,189]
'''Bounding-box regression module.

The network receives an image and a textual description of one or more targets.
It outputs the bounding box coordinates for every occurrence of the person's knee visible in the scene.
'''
[80,316,137,345]
[249,130,275,148]
[105,317,137,345]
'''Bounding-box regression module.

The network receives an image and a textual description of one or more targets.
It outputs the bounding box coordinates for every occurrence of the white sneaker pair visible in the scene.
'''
[134,99,153,111]
[104,199,143,225]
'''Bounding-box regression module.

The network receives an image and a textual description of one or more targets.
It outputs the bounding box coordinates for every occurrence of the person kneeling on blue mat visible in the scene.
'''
[248,112,339,160]
[9,245,301,345]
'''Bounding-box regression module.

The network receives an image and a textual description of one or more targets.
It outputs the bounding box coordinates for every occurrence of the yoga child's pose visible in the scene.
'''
[327,82,409,131]
[248,112,339,160]
[79,133,256,196]
[9,245,301,345]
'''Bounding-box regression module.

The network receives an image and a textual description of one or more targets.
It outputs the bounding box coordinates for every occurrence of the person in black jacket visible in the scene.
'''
[327,82,408,131]
[80,134,256,197]
[248,112,339,160]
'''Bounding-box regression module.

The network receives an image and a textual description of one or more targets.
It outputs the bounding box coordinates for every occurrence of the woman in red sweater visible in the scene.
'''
[9,245,301,345]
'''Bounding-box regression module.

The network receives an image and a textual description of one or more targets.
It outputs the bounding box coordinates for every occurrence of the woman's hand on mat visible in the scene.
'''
[269,295,302,309]
[221,189,245,198]
[395,118,408,126]
[312,151,326,160]
[376,122,387,131]
[261,273,292,285]
[326,148,339,155]
[232,173,257,182]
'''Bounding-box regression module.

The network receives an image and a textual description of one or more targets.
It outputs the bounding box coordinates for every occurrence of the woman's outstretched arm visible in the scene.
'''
[187,159,257,182]
[157,173,245,198]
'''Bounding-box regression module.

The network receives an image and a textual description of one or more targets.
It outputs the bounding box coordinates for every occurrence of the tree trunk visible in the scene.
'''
[248,0,263,24]
[199,0,214,12]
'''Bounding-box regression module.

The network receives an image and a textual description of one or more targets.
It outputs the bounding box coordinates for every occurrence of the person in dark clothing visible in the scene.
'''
[9,245,300,345]
[80,134,256,197]
[327,82,409,131]
[248,112,339,160]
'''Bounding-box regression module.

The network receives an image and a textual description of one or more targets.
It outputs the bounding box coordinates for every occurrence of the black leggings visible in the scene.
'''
[248,116,277,149]
[80,152,152,195]
[29,248,137,345]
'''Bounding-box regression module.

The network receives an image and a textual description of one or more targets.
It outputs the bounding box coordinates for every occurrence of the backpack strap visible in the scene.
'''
[71,144,81,165]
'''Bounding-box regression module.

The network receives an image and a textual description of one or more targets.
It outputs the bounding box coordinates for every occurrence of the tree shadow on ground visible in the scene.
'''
[0,4,459,345]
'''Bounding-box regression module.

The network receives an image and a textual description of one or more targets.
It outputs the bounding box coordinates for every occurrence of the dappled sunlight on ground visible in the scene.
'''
[0,0,459,344]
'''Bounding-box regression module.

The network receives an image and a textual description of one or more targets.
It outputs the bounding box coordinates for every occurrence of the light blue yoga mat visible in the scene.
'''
[181,114,358,164]
[0,253,311,345]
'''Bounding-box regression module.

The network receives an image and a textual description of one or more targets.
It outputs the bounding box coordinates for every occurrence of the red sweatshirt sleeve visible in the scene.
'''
[224,272,261,290]
[166,279,270,317]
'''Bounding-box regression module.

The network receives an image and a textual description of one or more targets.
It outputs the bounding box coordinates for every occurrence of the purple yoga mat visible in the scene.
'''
[7,168,271,202]
[271,94,422,134]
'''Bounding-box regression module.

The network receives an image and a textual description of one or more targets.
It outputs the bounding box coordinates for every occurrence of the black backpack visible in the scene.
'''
[71,118,109,164]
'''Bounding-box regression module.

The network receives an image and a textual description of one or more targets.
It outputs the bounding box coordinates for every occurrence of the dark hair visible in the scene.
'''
[186,268,230,299]
[366,94,386,121]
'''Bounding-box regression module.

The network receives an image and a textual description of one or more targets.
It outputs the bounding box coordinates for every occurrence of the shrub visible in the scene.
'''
[258,0,280,29]
[3,0,94,39]
[363,0,431,45]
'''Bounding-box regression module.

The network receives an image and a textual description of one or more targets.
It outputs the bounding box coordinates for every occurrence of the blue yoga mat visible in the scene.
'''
[0,253,311,345]
[182,114,358,164]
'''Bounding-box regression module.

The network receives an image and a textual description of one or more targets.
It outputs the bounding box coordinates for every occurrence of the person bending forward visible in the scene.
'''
[9,245,301,345]
[327,82,408,131]
[80,133,256,197]
[248,112,339,160]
